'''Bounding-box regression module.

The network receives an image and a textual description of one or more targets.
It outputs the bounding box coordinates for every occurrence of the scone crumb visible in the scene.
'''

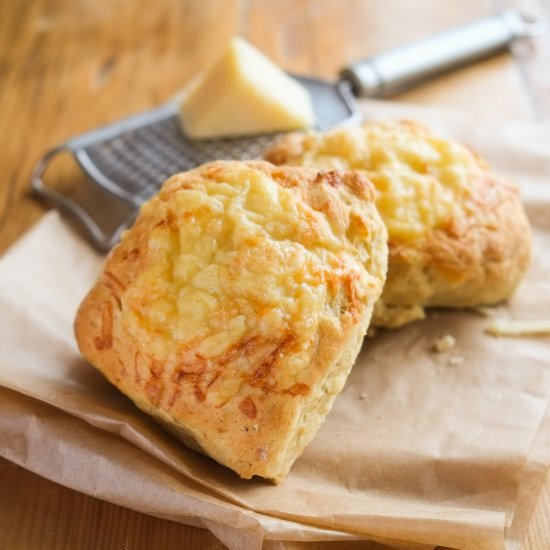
[366,326,378,338]
[433,334,456,353]
[485,318,550,337]
[448,355,464,366]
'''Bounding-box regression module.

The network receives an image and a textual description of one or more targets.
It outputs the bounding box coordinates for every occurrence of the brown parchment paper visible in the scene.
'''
[1,102,550,550]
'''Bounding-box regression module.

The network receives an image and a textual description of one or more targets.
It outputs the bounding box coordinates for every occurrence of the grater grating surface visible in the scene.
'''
[32,77,357,250]
[72,76,357,208]
[79,114,283,206]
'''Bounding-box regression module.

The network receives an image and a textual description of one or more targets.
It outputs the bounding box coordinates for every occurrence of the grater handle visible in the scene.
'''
[340,10,545,97]
[32,146,136,252]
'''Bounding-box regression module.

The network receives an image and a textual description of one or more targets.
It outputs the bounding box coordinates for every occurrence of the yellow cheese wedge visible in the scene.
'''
[179,37,315,139]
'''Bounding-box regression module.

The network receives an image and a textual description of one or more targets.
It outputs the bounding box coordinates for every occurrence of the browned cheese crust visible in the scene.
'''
[264,121,532,328]
[75,160,388,481]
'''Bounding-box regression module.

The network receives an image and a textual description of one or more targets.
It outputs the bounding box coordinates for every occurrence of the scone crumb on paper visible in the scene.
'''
[485,318,550,337]
[366,326,378,338]
[433,334,456,353]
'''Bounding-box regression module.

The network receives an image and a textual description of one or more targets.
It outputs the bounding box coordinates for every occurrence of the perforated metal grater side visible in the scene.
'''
[32,77,357,251]
[70,109,293,206]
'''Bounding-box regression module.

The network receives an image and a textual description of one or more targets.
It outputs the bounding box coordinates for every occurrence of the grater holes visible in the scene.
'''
[78,115,284,205]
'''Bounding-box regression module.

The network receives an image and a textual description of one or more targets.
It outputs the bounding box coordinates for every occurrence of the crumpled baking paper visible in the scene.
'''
[1,101,550,550]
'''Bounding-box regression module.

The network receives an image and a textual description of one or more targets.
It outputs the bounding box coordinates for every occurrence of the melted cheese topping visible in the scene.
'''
[278,122,490,242]
[119,162,385,404]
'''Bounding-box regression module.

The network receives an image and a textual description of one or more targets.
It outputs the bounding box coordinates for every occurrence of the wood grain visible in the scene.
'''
[1,0,549,548]
[0,0,242,251]
[0,457,227,550]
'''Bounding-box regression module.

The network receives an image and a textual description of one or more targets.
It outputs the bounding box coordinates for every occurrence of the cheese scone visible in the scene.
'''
[75,161,388,482]
[264,121,532,328]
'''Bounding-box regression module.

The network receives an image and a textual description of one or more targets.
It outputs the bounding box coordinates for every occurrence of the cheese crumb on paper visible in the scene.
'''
[485,318,550,337]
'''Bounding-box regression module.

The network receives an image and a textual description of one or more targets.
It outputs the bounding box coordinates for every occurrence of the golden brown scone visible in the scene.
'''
[264,121,532,328]
[75,160,387,482]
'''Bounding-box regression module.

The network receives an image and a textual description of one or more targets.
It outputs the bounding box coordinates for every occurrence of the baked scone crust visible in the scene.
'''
[264,121,532,328]
[75,161,387,481]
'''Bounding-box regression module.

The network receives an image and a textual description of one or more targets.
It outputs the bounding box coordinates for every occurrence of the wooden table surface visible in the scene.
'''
[1,0,550,548]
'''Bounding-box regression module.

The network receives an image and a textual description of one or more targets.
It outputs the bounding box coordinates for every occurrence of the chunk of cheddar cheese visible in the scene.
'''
[179,37,315,139]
